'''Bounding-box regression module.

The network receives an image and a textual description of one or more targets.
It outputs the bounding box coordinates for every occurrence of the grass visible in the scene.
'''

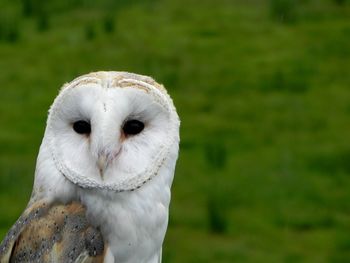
[0,0,350,262]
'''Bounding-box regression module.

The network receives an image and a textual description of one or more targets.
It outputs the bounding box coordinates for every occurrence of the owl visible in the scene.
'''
[0,71,180,263]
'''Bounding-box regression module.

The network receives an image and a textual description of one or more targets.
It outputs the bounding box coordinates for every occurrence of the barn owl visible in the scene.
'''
[0,71,180,263]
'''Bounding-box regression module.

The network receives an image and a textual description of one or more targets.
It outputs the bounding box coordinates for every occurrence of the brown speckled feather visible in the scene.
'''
[0,201,105,263]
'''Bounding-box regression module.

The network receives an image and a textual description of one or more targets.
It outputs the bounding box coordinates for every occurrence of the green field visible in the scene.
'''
[1,0,350,262]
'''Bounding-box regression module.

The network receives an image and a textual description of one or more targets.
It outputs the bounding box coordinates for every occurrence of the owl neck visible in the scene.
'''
[77,170,172,263]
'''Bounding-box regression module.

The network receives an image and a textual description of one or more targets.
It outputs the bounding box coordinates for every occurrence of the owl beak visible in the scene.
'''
[97,154,108,178]
[96,147,121,178]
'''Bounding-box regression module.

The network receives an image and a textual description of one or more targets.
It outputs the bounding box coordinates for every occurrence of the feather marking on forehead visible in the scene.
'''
[61,71,173,112]
[63,71,167,93]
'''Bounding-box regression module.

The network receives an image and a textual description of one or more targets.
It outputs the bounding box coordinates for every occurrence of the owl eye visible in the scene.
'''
[123,120,144,135]
[73,120,91,135]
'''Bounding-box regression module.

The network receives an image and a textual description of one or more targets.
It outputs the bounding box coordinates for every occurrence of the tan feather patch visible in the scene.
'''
[0,201,105,263]
[63,71,168,95]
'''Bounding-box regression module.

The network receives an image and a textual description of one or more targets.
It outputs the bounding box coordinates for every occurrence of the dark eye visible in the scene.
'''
[73,120,91,135]
[123,120,144,135]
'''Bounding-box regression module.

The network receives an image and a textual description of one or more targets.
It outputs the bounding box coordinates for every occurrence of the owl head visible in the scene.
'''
[34,71,180,196]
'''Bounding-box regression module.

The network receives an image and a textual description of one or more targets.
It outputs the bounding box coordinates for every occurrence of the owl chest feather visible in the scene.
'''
[78,173,171,263]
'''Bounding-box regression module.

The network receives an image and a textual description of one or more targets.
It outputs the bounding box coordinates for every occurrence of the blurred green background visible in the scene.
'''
[0,0,350,262]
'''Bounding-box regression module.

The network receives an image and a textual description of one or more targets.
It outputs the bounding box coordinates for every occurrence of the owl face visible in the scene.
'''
[44,72,180,192]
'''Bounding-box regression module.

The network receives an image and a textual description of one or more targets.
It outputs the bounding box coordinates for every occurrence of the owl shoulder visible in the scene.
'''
[0,200,107,263]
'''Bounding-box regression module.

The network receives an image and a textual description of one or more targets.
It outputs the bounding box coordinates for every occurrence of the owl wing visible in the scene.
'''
[0,200,106,263]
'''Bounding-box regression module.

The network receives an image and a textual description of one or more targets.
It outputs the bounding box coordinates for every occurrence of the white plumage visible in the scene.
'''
[0,71,180,263]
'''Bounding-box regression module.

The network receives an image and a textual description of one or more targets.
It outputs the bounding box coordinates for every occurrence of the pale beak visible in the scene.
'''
[97,154,108,178]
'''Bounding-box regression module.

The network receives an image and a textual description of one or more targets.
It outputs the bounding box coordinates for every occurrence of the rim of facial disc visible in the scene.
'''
[47,74,180,192]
